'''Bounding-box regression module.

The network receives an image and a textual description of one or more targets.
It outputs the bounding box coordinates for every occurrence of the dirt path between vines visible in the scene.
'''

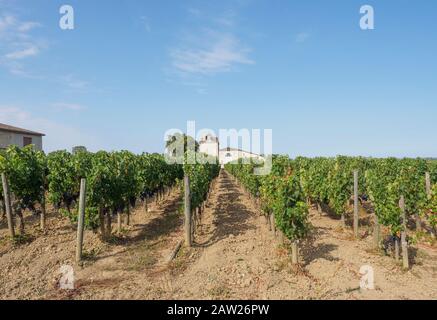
[161,171,437,300]
[0,188,185,300]
[1,171,436,300]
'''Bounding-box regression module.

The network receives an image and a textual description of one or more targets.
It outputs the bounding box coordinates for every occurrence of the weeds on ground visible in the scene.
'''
[410,231,436,247]
[12,234,34,245]
[82,247,102,261]
[168,246,192,274]
[208,284,231,299]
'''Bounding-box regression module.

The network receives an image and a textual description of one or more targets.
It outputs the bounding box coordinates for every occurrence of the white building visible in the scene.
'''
[198,134,264,166]
[219,147,264,165]
[199,134,220,158]
[0,123,45,151]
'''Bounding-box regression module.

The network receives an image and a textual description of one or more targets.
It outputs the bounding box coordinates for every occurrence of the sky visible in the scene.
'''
[0,0,436,157]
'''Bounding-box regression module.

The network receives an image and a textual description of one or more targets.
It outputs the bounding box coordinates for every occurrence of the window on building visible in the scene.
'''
[23,137,32,146]
[226,153,232,157]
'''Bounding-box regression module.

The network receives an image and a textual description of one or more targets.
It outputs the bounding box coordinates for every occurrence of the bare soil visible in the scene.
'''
[0,171,436,300]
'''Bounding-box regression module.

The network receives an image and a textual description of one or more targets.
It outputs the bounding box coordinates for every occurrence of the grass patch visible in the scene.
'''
[411,231,436,247]
[345,286,360,294]
[12,233,34,245]
[273,259,289,272]
[208,284,231,299]
[168,246,191,273]
[106,234,128,245]
[125,240,165,271]
[127,251,157,271]
[0,236,9,247]
[82,247,102,261]
[364,246,384,257]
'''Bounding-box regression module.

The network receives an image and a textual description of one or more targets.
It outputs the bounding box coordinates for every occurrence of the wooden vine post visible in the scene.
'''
[425,172,431,196]
[317,202,322,215]
[39,171,47,231]
[270,212,276,236]
[399,195,409,270]
[278,230,285,244]
[167,239,184,263]
[125,203,130,226]
[373,215,380,249]
[117,211,122,233]
[144,195,148,213]
[1,173,15,238]
[353,170,359,238]
[106,210,113,238]
[184,174,192,247]
[291,241,299,265]
[412,172,431,233]
[0,199,5,219]
[98,205,105,238]
[340,212,346,228]
[76,178,87,264]
[191,208,196,239]
[426,172,435,238]
[40,189,46,231]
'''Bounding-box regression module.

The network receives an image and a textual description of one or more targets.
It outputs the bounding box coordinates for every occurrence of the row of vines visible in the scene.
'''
[226,156,310,264]
[184,160,220,211]
[225,156,437,265]
[0,145,184,240]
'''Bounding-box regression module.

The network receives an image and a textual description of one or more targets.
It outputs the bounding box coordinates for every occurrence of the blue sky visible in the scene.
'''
[0,0,436,157]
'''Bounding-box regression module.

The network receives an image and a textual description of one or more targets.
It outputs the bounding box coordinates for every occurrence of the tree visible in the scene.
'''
[165,133,199,157]
[72,146,87,154]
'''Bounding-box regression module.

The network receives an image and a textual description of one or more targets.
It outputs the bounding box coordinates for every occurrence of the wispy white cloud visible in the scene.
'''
[60,74,90,90]
[0,13,45,75]
[215,10,237,27]
[140,16,151,32]
[0,59,43,79]
[0,14,16,33]
[171,31,254,75]
[187,8,236,27]
[5,45,39,59]
[295,32,310,43]
[51,102,87,111]
[187,8,202,18]
[17,21,41,32]
[168,7,254,94]
[0,14,41,34]
[0,106,30,123]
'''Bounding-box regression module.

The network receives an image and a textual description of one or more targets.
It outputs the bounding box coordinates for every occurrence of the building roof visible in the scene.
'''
[0,123,45,136]
[220,147,262,156]
[220,147,241,152]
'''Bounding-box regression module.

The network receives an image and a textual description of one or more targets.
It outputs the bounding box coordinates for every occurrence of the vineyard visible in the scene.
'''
[226,156,437,269]
[0,145,219,257]
[0,146,436,299]
[1,146,178,238]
